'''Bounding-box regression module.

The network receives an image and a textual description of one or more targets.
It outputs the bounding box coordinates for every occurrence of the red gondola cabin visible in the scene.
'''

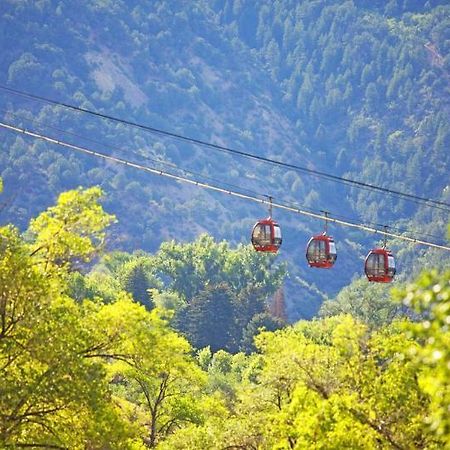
[306,234,337,268]
[364,248,396,283]
[251,218,282,253]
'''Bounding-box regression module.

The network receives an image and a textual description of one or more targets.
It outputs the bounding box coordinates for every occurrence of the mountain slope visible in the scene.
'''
[0,0,449,319]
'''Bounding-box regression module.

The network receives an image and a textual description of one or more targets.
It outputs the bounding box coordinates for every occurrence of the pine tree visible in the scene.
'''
[184,283,236,352]
[121,259,155,310]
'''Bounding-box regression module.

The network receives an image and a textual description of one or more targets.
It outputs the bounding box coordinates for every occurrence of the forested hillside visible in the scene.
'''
[0,0,449,318]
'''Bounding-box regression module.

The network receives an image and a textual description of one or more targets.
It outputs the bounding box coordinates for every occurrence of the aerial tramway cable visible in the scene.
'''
[1,85,449,213]
[0,107,264,200]
[3,106,445,243]
[1,120,449,253]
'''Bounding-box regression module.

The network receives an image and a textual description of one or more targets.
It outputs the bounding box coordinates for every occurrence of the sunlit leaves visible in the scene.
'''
[213,315,434,449]
[100,301,206,447]
[0,230,133,449]
[0,226,49,340]
[27,186,115,271]
[395,269,450,446]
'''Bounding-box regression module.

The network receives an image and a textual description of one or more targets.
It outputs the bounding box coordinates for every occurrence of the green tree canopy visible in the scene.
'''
[394,269,450,446]
[27,186,115,273]
[181,283,237,352]
[0,229,133,449]
[319,277,402,328]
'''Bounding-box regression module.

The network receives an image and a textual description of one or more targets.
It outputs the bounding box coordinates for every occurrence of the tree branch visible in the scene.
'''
[348,407,406,450]
[15,444,67,449]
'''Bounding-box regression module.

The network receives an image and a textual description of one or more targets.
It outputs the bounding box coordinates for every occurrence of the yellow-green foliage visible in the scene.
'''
[0,188,209,449]
[396,270,450,446]
[0,227,134,449]
[28,186,116,271]
[1,185,449,449]
[170,303,446,449]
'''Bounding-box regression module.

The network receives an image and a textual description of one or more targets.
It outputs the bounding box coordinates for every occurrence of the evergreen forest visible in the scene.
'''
[0,0,449,448]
